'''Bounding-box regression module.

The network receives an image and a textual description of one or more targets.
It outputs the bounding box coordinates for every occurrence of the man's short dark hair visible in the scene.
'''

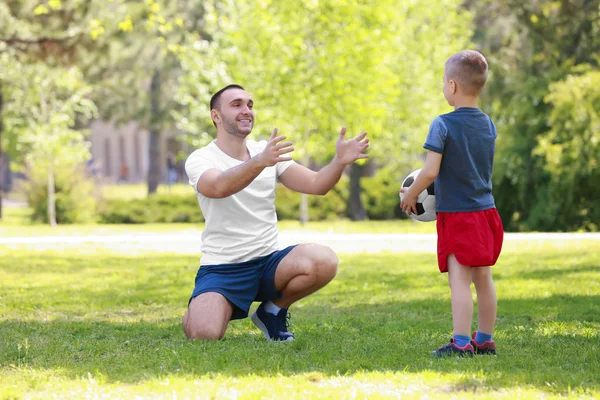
[210,84,245,111]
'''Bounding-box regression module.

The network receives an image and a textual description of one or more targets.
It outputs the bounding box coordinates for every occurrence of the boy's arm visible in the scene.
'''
[400,151,442,216]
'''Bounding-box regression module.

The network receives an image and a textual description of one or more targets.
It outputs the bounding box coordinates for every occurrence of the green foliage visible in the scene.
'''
[173,0,472,221]
[100,183,191,200]
[0,54,97,225]
[1,239,599,397]
[2,0,597,231]
[22,162,96,224]
[528,68,600,231]
[15,65,95,165]
[472,0,600,232]
[98,184,348,223]
[275,181,348,221]
[0,0,217,199]
[92,167,415,224]
[183,0,470,158]
[98,194,204,224]
[172,34,231,148]
[0,56,88,163]
[361,166,405,220]
[490,75,552,231]
[174,0,472,221]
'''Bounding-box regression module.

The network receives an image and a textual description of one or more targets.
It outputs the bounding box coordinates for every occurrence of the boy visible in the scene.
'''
[400,50,503,356]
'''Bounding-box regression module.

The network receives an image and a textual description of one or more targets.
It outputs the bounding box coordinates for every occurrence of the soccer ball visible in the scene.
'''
[399,169,436,222]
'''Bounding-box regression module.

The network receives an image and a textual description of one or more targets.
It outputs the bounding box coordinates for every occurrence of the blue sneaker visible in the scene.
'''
[432,338,475,357]
[251,303,295,342]
[471,331,497,355]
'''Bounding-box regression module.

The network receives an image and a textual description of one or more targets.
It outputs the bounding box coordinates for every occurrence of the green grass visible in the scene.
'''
[0,207,31,227]
[1,238,598,398]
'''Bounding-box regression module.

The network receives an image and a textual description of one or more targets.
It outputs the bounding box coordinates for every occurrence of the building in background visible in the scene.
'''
[89,120,191,184]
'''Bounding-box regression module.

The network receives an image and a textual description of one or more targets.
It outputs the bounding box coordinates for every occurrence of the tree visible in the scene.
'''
[532,68,600,230]
[176,0,471,220]
[0,0,216,208]
[469,0,600,231]
[0,0,95,220]
[0,53,96,225]
[81,0,219,195]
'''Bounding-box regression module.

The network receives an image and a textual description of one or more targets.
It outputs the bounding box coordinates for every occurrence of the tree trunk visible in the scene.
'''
[299,152,310,224]
[347,163,366,221]
[0,87,3,219]
[147,69,162,195]
[300,193,308,225]
[47,165,57,227]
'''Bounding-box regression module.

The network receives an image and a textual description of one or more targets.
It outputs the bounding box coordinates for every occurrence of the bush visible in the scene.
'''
[23,163,97,224]
[98,194,205,224]
[275,177,349,221]
[97,170,408,223]
[98,182,349,223]
[361,166,406,220]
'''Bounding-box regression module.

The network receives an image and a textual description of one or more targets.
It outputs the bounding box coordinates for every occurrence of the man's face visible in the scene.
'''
[214,88,255,137]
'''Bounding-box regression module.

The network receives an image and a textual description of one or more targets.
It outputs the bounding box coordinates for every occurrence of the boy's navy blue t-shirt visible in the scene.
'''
[423,107,497,212]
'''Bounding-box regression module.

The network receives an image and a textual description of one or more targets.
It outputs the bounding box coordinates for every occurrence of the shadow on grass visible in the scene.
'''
[1,294,599,394]
[518,263,600,280]
[2,249,599,395]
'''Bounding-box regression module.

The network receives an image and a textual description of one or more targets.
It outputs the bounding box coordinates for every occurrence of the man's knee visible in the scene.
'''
[312,245,338,282]
[182,296,231,340]
[183,318,225,340]
[187,329,225,341]
[324,247,339,279]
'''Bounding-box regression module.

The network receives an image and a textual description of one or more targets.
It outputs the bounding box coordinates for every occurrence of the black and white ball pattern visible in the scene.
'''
[399,168,436,222]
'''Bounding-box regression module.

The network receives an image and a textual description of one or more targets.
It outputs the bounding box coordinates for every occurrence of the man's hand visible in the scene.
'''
[400,187,418,216]
[334,127,369,165]
[255,128,294,167]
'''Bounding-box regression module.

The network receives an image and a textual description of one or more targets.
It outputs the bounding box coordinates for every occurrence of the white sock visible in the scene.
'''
[263,301,281,315]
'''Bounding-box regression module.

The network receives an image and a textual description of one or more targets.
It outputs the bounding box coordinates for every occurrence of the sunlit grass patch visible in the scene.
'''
[1,240,598,398]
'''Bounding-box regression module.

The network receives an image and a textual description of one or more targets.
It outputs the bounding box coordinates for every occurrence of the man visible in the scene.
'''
[184,84,369,341]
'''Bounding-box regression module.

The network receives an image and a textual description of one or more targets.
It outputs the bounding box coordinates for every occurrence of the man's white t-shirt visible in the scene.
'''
[185,140,295,265]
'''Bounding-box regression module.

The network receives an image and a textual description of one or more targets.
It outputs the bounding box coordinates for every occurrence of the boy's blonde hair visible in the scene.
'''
[445,50,488,96]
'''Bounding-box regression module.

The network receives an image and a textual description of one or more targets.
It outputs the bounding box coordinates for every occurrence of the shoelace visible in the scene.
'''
[276,311,291,333]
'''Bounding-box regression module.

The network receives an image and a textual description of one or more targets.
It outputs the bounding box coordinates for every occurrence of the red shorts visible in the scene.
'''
[436,208,504,273]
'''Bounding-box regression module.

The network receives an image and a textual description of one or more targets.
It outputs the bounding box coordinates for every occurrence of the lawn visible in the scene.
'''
[1,236,598,399]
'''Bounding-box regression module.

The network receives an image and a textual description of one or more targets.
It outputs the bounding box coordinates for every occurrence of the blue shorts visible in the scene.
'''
[189,245,296,320]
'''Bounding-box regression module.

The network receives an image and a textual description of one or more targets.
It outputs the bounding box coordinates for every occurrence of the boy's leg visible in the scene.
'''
[447,254,473,337]
[432,254,475,356]
[272,243,338,307]
[183,292,234,340]
[471,266,497,334]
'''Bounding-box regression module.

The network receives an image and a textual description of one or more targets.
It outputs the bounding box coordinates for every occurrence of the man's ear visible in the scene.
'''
[211,110,220,125]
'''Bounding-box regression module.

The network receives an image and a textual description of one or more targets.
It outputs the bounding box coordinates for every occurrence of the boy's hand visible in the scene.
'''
[400,187,418,216]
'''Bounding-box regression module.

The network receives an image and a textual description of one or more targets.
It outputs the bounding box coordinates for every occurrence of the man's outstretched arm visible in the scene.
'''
[279,127,369,195]
[192,129,294,198]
